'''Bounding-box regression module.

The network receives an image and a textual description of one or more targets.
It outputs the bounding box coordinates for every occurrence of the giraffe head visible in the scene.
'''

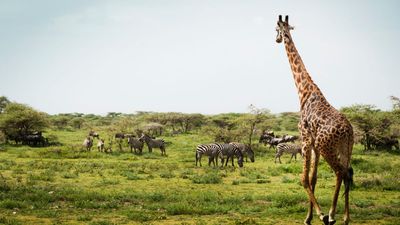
[276,15,294,43]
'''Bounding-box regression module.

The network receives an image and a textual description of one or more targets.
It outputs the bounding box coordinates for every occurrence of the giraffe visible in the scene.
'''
[275,15,354,225]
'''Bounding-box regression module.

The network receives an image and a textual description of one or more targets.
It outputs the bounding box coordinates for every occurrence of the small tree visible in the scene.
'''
[390,96,400,111]
[70,117,85,129]
[0,103,49,141]
[236,105,271,145]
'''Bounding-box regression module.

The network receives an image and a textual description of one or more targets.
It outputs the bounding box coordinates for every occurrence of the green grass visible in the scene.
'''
[0,130,399,224]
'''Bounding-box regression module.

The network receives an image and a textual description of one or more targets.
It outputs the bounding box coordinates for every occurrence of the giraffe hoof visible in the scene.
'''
[322,215,330,225]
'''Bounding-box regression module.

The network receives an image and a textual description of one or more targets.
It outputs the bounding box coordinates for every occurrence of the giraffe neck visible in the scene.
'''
[283,34,325,109]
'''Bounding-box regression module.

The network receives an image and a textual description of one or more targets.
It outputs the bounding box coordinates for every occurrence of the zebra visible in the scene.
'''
[127,136,144,154]
[229,142,255,162]
[97,139,105,152]
[217,143,244,167]
[275,143,302,164]
[139,133,166,156]
[83,136,93,151]
[195,143,221,167]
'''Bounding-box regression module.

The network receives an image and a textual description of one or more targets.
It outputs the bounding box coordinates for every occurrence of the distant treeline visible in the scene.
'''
[0,96,399,150]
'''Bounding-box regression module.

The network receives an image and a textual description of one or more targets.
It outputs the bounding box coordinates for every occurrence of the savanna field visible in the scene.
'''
[0,128,399,225]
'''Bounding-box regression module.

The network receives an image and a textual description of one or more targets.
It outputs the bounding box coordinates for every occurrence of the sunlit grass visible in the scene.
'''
[0,132,399,224]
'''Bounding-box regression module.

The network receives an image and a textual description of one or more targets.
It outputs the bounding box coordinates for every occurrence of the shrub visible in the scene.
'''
[191,172,222,184]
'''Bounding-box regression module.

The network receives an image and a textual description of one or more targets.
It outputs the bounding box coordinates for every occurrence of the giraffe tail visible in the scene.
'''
[343,166,354,197]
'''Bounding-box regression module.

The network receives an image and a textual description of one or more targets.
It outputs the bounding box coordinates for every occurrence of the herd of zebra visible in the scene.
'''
[195,142,254,168]
[82,131,166,155]
[195,141,303,167]
[82,130,303,166]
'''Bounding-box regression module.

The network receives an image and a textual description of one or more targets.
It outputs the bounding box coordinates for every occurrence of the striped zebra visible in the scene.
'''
[229,142,255,162]
[127,137,144,154]
[195,143,221,167]
[217,143,244,167]
[275,143,302,164]
[139,133,166,156]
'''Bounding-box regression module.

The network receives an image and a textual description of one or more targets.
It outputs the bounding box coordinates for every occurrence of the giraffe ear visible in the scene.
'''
[279,15,282,22]
[285,15,289,24]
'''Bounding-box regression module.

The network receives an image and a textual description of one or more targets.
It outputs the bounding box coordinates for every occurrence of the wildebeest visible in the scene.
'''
[115,133,125,139]
[282,134,298,143]
[89,131,100,139]
[23,134,47,146]
[368,136,400,150]
[83,136,93,151]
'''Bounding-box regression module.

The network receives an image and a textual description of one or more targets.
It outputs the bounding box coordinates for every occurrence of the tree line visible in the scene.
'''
[0,95,399,150]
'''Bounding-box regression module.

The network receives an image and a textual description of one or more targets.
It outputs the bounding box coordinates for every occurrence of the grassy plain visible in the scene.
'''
[0,130,399,225]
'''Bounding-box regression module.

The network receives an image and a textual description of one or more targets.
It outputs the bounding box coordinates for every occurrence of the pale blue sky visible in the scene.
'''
[1,0,399,115]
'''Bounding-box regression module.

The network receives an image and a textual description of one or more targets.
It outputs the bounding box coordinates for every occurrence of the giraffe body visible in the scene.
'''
[276,15,353,225]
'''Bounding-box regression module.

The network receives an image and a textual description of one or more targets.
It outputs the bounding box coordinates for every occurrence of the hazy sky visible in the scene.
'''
[1,0,399,115]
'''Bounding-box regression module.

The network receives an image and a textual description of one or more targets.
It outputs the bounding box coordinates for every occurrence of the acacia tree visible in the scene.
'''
[236,105,271,145]
[341,104,393,150]
[0,103,49,141]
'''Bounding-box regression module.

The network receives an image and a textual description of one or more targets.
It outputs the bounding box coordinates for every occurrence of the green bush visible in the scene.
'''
[191,172,222,184]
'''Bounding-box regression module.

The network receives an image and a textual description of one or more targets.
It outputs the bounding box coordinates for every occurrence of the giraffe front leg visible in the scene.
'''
[302,142,313,225]
[305,150,321,224]
[302,142,325,224]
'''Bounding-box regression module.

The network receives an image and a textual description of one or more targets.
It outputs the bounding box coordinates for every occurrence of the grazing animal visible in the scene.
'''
[259,133,273,145]
[217,143,244,168]
[139,133,166,156]
[124,133,135,138]
[276,15,354,225]
[89,131,99,139]
[282,134,298,143]
[368,136,399,150]
[97,139,105,152]
[127,137,144,154]
[83,136,93,151]
[195,143,222,167]
[23,134,47,146]
[259,132,285,149]
[229,142,255,162]
[267,137,285,149]
[115,133,125,139]
[275,143,302,164]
